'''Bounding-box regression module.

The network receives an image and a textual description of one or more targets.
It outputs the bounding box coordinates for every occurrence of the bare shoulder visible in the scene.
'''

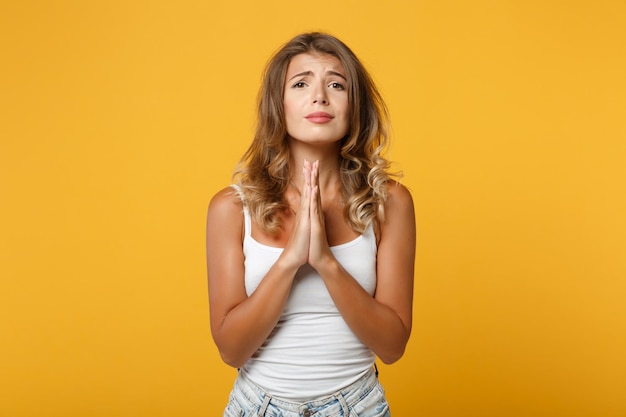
[385,181,415,217]
[207,186,244,237]
[208,186,243,213]
[375,182,415,244]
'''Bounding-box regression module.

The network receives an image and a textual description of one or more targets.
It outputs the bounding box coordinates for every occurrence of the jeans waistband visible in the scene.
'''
[235,367,379,415]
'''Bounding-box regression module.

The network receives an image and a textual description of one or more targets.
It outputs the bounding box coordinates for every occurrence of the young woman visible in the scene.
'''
[206,32,415,417]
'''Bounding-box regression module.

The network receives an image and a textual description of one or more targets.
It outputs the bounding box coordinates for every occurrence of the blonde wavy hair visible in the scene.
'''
[234,32,397,235]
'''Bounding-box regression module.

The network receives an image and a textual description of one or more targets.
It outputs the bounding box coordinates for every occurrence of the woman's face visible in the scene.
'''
[283,53,350,146]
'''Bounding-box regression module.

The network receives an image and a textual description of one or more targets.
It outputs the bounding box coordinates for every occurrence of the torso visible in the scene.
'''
[238,194,378,401]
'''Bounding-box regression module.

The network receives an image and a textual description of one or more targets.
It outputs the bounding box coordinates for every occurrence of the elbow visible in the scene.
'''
[218,348,248,369]
[377,329,410,364]
[215,336,250,368]
[378,344,407,365]
[212,328,250,368]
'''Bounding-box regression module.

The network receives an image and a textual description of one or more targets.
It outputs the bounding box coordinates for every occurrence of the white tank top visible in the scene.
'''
[236,189,377,401]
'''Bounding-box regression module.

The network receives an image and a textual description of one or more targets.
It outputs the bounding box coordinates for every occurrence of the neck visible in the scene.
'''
[288,142,342,192]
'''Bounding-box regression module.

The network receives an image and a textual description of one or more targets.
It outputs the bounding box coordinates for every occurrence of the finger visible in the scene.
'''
[308,161,316,212]
[300,159,311,209]
[312,160,319,188]
[311,185,323,222]
[303,159,311,188]
[313,160,322,211]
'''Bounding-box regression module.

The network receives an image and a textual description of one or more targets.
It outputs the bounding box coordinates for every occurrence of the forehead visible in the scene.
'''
[285,53,346,77]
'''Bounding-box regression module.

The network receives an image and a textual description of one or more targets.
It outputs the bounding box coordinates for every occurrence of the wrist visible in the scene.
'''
[310,252,339,276]
[275,251,304,276]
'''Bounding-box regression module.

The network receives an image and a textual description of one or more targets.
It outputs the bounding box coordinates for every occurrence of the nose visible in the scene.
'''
[313,96,328,105]
[312,87,328,105]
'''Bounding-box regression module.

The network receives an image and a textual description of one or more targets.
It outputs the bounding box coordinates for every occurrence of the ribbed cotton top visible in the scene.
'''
[236,189,377,401]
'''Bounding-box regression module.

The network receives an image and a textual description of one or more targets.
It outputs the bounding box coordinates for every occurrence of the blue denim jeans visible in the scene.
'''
[223,367,390,417]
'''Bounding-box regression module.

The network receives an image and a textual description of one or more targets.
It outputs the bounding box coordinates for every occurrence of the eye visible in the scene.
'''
[329,82,345,90]
[292,81,306,88]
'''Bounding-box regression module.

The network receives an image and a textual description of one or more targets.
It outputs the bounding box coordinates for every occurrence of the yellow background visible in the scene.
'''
[1,1,625,416]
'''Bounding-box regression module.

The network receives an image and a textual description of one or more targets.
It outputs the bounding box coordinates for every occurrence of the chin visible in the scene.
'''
[289,133,347,144]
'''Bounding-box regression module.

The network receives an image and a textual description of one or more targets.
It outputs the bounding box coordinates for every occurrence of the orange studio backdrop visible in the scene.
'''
[1,1,625,416]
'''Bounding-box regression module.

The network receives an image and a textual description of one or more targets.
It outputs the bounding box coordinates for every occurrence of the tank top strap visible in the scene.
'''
[230,184,252,237]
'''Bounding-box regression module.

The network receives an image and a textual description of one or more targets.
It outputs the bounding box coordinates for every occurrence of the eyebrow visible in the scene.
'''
[288,70,347,81]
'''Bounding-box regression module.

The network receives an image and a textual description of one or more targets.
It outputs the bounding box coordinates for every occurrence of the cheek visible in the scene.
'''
[339,97,350,117]
[283,96,300,119]
[282,103,298,134]
[282,104,295,125]
[340,103,351,128]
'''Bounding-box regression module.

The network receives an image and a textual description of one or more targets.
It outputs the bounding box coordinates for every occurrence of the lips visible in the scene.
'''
[305,112,334,123]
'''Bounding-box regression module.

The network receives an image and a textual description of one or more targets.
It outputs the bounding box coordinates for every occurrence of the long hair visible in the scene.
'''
[233,32,397,235]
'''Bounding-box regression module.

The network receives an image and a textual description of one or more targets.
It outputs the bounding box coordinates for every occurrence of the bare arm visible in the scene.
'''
[206,182,313,368]
[309,178,416,364]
